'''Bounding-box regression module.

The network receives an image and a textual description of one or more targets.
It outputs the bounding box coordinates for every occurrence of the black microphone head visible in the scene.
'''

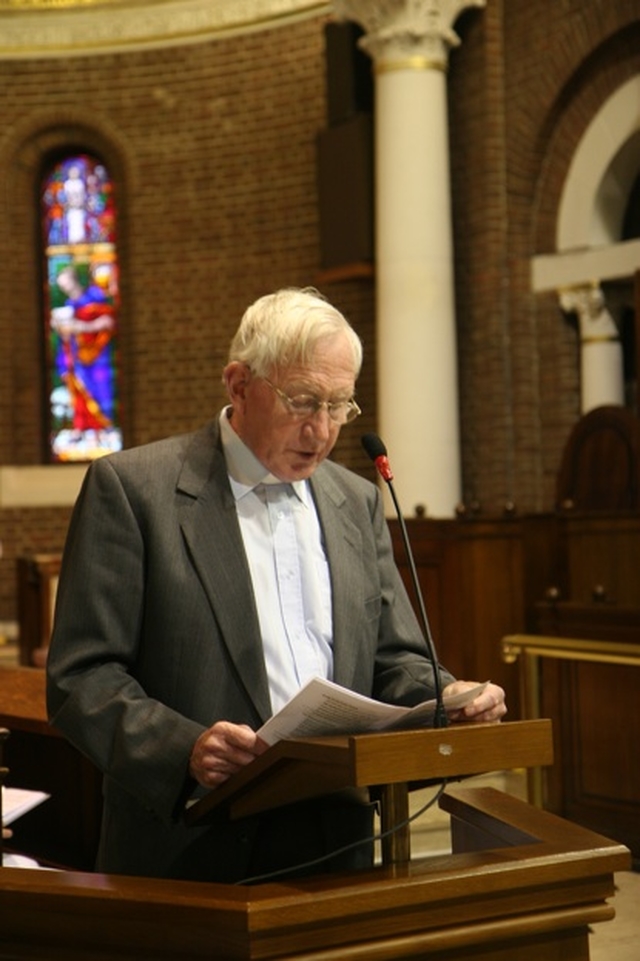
[361,432,387,462]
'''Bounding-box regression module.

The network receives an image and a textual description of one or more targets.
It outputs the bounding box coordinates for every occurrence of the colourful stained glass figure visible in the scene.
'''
[42,153,122,462]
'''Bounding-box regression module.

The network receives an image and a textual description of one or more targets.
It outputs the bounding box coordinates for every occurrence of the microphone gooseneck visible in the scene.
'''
[361,432,448,728]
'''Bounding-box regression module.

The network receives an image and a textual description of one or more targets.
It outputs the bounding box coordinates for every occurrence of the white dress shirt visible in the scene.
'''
[219,408,333,714]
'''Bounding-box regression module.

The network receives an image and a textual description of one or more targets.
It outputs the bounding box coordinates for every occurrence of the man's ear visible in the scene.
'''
[223,361,250,402]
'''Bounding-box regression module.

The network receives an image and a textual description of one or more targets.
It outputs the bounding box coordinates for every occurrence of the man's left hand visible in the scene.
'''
[442,680,507,723]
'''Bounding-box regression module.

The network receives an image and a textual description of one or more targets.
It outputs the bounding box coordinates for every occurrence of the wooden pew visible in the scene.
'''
[0,666,101,869]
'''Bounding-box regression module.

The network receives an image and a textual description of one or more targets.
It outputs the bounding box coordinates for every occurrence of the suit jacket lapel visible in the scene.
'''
[310,468,364,690]
[176,422,272,724]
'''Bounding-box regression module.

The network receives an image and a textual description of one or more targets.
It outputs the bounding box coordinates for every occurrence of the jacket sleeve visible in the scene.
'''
[46,455,204,823]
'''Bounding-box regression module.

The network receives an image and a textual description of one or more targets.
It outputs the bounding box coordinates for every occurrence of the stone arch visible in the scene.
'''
[532,73,640,415]
[557,75,640,250]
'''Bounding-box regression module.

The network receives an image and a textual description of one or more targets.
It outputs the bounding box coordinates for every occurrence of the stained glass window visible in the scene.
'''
[41,153,122,462]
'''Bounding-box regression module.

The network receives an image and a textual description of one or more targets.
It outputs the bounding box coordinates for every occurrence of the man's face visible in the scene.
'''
[225,333,357,482]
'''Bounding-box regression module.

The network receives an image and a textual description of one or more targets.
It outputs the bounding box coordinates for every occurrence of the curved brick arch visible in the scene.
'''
[1,109,135,197]
[531,24,640,256]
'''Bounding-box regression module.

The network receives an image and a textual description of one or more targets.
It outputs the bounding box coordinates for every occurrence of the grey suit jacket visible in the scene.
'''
[46,418,454,878]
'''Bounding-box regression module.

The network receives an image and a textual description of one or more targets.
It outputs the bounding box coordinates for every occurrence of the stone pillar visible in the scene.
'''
[559,284,625,413]
[334,0,485,516]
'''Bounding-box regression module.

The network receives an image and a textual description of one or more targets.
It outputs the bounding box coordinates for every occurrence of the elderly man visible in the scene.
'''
[47,287,506,883]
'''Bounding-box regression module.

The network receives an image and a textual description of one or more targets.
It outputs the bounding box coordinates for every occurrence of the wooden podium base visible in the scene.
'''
[0,786,629,960]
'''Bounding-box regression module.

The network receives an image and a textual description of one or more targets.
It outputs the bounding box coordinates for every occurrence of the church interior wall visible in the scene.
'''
[0,0,638,625]
[450,0,640,515]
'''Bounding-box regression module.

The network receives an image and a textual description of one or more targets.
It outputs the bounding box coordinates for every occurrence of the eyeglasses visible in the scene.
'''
[262,377,361,425]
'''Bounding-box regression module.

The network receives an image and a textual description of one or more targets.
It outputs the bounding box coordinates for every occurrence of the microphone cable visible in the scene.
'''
[235,778,448,886]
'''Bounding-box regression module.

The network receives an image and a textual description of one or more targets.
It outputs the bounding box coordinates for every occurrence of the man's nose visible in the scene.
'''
[304,406,334,437]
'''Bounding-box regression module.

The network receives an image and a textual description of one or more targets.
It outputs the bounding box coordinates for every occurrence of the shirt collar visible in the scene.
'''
[219,407,307,504]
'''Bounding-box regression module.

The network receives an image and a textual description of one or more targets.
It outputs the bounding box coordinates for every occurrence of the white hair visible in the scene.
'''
[227,287,363,377]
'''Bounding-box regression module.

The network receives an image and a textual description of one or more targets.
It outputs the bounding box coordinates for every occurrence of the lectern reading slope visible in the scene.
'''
[186,717,554,866]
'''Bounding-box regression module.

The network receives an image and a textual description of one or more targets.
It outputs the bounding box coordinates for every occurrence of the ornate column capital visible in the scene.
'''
[333,0,486,70]
[559,283,620,343]
[559,282,625,411]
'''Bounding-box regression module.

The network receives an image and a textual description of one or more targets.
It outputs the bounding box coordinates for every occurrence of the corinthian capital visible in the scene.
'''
[333,0,486,68]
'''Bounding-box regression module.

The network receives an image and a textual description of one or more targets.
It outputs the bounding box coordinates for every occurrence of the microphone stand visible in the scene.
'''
[361,431,448,727]
[384,478,449,729]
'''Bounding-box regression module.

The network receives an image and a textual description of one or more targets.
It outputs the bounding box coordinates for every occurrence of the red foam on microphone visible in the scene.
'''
[374,455,394,482]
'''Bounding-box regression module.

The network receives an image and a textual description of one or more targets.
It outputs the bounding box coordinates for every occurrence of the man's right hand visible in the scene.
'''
[189,721,267,789]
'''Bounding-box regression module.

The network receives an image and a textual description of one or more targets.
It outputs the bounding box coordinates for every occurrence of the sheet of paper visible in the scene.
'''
[257,677,489,746]
[2,787,50,827]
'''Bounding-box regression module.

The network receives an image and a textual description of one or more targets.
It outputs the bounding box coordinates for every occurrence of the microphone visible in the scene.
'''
[361,432,448,728]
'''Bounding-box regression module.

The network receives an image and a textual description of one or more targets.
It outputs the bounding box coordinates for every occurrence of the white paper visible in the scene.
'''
[257,677,489,747]
[2,787,50,827]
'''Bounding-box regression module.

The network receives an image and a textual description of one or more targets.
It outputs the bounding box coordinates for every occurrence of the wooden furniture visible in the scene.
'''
[0,786,629,960]
[186,719,554,866]
[556,405,640,512]
[536,598,640,641]
[16,554,61,667]
[553,512,640,606]
[388,515,560,717]
[506,406,640,863]
[503,620,640,864]
[526,455,640,859]
[0,666,101,869]
[0,634,630,958]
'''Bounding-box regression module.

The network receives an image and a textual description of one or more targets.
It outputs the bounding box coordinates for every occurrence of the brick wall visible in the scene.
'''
[450,0,640,513]
[0,2,638,621]
[0,15,377,619]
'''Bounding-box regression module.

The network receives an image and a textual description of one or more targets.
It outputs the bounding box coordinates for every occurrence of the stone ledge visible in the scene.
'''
[0,465,87,508]
[0,0,330,59]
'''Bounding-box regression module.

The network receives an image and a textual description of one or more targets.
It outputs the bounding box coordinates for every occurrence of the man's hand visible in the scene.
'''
[442,680,507,723]
[189,721,267,789]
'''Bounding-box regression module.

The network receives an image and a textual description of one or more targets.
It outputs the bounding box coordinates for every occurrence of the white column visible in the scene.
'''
[559,284,625,413]
[335,0,485,517]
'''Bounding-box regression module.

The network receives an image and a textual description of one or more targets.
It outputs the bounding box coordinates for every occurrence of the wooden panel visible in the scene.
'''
[533,506,640,856]
[537,600,640,641]
[0,787,630,961]
[540,655,640,857]
[506,622,640,861]
[571,661,639,803]
[452,520,527,693]
[388,517,560,716]
[388,518,457,671]
[560,514,640,605]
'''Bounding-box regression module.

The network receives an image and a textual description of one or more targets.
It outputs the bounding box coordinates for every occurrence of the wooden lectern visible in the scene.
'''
[185,717,556,865]
[0,719,631,960]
